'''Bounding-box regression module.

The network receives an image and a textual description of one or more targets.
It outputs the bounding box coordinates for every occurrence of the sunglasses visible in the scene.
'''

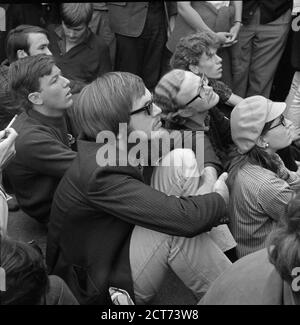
[183,74,209,107]
[268,115,286,131]
[130,101,153,116]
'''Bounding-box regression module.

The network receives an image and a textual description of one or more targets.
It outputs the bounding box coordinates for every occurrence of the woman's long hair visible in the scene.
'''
[227,120,281,191]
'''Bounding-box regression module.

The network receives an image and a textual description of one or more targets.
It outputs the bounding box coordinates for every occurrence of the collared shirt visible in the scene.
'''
[48,24,112,85]
[229,155,300,258]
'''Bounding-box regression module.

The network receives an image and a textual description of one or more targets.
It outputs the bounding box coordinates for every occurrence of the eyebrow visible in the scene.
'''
[38,42,49,48]
[144,93,153,104]
[50,70,61,82]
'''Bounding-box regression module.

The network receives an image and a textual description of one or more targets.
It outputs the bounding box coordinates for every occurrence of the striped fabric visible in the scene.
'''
[229,154,300,258]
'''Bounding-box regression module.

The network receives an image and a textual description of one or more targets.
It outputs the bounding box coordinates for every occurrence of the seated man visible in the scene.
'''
[47,2,112,94]
[3,54,77,225]
[0,24,52,130]
[46,71,231,305]
[0,236,79,305]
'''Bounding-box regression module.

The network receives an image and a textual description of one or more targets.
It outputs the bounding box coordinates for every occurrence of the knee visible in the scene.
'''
[172,148,199,178]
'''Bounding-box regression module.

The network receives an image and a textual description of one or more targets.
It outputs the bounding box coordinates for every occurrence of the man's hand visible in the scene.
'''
[229,22,241,43]
[213,172,229,206]
[196,166,217,195]
[216,32,233,45]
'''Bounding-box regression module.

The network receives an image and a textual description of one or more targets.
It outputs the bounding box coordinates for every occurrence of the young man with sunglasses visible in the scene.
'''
[46,71,232,305]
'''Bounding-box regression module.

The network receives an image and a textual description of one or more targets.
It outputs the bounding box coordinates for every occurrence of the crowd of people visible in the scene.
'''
[0,1,300,305]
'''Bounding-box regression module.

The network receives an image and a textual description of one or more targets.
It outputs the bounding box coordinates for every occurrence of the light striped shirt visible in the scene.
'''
[229,154,300,258]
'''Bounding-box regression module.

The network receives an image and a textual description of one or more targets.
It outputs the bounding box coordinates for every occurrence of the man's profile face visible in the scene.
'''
[38,65,73,112]
[27,33,52,56]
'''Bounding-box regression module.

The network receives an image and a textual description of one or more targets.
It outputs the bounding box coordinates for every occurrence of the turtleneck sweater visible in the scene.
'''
[4,109,77,223]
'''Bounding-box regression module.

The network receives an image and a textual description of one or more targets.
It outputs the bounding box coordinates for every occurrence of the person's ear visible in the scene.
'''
[256,136,269,149]
[16,49,28,60]
[28,92,43,106]
[189,64,200,76]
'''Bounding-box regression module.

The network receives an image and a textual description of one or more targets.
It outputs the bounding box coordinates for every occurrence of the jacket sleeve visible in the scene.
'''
[87,167,227,237]
[96,39,112,76]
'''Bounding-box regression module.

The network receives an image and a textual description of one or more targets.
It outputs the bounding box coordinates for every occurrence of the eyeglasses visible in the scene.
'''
[268,115,286,131]
[130,101,153,116]
[183,74,209,107]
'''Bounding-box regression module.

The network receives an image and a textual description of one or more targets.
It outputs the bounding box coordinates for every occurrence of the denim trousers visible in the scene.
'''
[129,149,232,304]
[45,275,79,305]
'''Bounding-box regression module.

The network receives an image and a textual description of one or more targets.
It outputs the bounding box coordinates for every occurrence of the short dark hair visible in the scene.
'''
[0,236,49,305]
[74,72,145,139]
[267,193,300,286]
[61,3,93,27]
[8,54,55,112]
[170,32,220,71]
[6,24,48,64]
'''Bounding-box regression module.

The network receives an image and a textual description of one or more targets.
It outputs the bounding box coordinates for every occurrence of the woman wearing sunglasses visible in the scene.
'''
[155,68,233,175]
[153,69,237,261]
[170,31,300,172]
[228,95,300,258]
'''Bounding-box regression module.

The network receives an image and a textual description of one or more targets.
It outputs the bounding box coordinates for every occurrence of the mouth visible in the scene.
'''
[153,118,162,130]
[66,88,72,99]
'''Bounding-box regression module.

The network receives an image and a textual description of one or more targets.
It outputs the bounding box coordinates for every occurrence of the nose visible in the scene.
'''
[285,118,293,128]
[152,103,162,116]
[67,29,76,39]
[216,54,222,64]
[61,75,70,87]
[45,47,52,56]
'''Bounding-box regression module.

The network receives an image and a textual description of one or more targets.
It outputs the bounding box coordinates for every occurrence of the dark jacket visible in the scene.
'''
[5,3,61,31]
[291,14,300,71]
[47,25,112,92]
[242,0,293,25]
[4,109,76,223]
[46,137,227,305]
[107,1,177,37]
